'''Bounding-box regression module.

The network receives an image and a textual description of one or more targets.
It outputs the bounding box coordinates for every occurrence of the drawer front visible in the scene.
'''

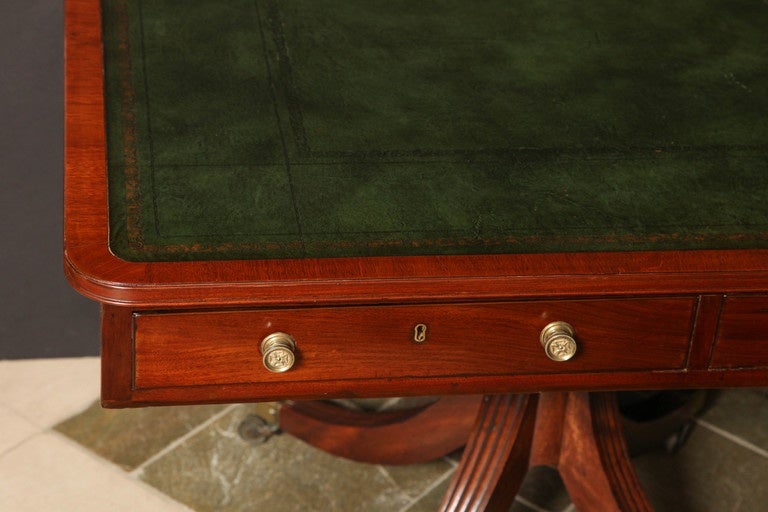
[134,298,694,390]
[710,296,768,369]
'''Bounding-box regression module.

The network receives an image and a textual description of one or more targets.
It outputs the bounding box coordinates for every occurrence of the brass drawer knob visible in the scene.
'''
[261,332,297,373]
[539,321,577,362]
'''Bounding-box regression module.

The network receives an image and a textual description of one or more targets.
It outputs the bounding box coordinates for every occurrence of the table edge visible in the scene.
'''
[64,0,768,307]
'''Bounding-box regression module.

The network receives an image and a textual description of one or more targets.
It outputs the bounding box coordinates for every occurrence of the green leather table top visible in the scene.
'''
[103,0,768,261]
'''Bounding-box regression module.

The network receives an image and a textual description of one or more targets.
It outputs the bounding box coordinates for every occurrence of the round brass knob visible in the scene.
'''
[261,332,297,373]
[539,321,577,362]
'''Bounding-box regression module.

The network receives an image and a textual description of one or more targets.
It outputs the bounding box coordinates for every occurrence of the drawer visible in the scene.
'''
[710,296,768,369]
[133,298,694,390]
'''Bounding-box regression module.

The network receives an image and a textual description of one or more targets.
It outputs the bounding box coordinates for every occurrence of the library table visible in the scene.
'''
[65,1,768,510]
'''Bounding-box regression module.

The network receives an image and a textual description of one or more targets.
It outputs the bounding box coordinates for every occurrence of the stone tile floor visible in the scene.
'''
[1,357,767,511]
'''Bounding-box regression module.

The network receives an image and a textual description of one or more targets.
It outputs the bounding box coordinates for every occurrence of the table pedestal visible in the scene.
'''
[279,392,652,511]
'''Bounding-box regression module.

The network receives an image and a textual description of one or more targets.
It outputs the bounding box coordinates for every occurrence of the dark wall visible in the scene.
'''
[0,0,100,358]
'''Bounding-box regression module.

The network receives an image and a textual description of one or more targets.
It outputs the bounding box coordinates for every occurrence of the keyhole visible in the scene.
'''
[413,324,428,343]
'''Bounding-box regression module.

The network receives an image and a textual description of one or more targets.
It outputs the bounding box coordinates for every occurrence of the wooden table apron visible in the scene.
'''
[65,0,768,408]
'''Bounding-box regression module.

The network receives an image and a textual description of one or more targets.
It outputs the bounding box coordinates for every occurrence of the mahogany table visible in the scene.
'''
[65,1,768,510]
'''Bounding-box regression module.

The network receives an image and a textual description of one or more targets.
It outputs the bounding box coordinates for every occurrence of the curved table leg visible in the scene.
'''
[557,393,652,512]
[278,395,482,465]
[441,392,652,512]
[440,394,539,512]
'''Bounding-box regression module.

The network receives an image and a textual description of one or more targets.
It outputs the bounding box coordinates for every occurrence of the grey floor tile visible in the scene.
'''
[515,466,570,511]
[383,459,455,501]
[55,400,229,470]
[402,473,452,512]
[139,404,446,512]
[633,423,768,512]
[49,390,768,511]
[698,389,768,451]
[509,502,547,512]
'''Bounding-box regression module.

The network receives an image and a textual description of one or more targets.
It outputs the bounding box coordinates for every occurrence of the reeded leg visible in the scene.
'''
[557,393,652,512]
[441,392,652,512]
[440,394,539,512]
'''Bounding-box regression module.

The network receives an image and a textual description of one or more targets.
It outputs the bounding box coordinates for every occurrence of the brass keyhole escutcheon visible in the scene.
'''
[413,324,428,343]
[261,332,297,373]
[539,321,578,362]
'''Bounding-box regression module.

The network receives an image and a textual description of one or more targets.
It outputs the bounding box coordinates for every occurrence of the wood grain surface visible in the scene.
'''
[65,0,768,407]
